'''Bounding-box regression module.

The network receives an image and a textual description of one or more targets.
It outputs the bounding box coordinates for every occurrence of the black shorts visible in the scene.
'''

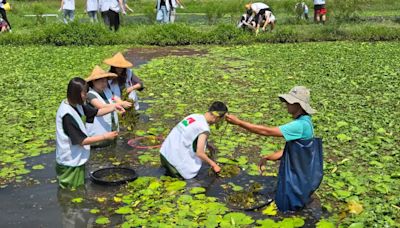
[314,4,325,10]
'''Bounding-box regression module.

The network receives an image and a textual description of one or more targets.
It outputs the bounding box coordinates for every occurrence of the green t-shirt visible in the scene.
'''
[279,115,314,141]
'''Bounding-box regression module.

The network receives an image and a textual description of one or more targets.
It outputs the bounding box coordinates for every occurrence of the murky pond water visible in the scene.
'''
[0,47,326,227]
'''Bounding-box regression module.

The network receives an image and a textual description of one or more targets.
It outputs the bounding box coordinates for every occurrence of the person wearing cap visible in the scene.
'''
[226,86,323,211]
[86,66,126,147]
[55,77,124,189]
[160,101,228,179]
[103,52,144,111]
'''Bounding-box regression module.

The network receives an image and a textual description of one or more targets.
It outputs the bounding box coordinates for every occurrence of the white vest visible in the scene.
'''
[108,69,140,110]
[56,100,90,167]
[160,114,210,179]
[86,88,119,137]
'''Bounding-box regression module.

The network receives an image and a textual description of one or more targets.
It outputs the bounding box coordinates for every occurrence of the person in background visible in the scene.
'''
[314,0,326,23]
[103,52,144,111]
[160,101,228,179]
[237,8,253,29]
[86,66,126,147]
[0,0,11,31]
[169,0,184,23]
[99,0,110,25]
[156,0,171,23]
[60,0,75,24]
[295,2,309,20]
[86,0,99,22]
[258,8,276,34]
[55,77,123,189]
[226,86,323,211]
[101,0,126,31]
[0,17,10,32]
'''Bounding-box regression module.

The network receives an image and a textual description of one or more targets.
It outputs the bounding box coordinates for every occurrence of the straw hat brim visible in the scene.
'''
[86,72,117,82]
[103,58,133,68]
[279,94,317,114]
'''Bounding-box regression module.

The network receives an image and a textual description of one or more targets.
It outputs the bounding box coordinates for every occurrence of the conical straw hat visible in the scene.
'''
[86,65,117,82]
[103,52,133,68]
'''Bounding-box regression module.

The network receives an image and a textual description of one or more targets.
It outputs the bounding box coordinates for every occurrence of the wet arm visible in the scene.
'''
[236,119,283,137]
[196,133,219,169]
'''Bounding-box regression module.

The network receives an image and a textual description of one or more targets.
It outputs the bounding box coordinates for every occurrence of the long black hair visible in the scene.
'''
[109,66,127,87]
[67,77,87,105]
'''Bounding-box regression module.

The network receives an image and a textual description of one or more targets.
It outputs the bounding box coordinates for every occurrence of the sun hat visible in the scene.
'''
[86,65,117,82]
[279,86,317,114]
[103,52,133,68]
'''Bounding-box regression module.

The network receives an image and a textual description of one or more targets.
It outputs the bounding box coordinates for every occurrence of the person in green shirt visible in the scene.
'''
[226,86,322,211]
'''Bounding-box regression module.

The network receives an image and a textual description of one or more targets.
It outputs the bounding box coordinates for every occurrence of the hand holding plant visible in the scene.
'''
[225,114,241,125]
[104,131,118,140]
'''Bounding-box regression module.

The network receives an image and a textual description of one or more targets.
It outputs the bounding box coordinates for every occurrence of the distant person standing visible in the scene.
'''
[169,0,184,23]
[60,0,75,24]
[0,0,11,31]
[101,0,126,31]
[295,2,309,20]
[86,0,99,22]
[314,0,326,23]
[0,17,10,32]
[156,0,171,23]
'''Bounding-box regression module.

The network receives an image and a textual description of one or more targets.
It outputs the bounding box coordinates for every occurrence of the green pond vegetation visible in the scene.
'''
[0,41,399,226]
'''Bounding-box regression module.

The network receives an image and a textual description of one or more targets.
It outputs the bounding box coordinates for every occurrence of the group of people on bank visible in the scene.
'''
[238,0,327,34]
[59,0,184,30]
[56,50,323,211]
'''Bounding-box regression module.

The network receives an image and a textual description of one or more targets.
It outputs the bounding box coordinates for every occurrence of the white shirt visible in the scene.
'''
[62,0,75,10]
[160,114,210,179]
[251,2,269,14]
[87,0,99,11]
[314,0,326,5]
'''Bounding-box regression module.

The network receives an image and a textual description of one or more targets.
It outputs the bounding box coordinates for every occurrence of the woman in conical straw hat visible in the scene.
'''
[226,86,323,212]
[103,52,144,111]
[85,65,126,147]
[55,77,124,189]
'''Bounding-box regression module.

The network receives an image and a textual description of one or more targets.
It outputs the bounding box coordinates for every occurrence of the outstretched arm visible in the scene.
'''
[226,114,283,137]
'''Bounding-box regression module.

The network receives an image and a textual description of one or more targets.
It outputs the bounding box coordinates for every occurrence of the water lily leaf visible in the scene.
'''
[115,206,133,214]
[336,133,352,142]
[348,223,364,228]
[262,202,277,216]
[113,196,122,203]
[190,187,206,194]
[32,164,45,170]
[71,197,83,203]
[90,208,100,214]
[216,157,236,164]
[374,183,390,194]
[316,219,335,228]
[96,197,107,203]
[257,219,277,227]
[220,212,254,227]
[228,182,243,192]
[95,216,110,225]
[166,180,186,192]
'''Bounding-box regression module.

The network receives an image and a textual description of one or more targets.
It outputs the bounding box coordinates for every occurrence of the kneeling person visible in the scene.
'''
[160,101,228,179]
